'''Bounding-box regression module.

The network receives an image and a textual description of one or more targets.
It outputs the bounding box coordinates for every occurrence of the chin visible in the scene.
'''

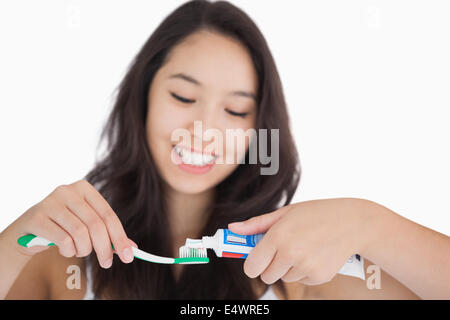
[172,181,213,195]
[167,177,215,195]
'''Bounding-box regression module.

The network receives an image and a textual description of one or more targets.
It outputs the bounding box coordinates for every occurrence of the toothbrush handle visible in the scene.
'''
[17,234,55,248]
[18,234,115,251]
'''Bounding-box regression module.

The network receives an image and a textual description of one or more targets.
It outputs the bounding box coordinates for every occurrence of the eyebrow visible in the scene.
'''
[169,73,201,86]
[168,72,257,101]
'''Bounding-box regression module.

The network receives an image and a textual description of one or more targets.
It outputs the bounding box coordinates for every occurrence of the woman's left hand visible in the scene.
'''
[228,198,374,285]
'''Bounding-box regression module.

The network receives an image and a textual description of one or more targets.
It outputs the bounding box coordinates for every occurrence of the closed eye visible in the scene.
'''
[225,109,249,118]
[170,92,196,104]
[170,92,248,118]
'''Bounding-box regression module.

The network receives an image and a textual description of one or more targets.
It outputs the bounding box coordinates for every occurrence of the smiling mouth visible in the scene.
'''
[172,144,218,167]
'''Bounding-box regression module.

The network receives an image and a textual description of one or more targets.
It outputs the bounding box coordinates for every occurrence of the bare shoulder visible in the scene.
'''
[6,246,87,300]
[280,258,421,300]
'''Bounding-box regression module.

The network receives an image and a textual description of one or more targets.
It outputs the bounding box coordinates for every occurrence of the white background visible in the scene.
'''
[0,0,449,236]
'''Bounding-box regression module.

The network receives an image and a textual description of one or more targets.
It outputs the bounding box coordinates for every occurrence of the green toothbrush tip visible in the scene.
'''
[174,257,209,264]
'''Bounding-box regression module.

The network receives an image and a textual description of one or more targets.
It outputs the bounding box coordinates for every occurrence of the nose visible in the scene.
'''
[189,104,217,137]
[186,103,220,152]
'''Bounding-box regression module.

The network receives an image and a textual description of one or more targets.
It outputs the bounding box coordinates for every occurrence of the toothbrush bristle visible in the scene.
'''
[179,246,208,258]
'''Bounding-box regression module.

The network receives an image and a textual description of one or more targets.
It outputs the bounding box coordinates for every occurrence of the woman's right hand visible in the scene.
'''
[3,179,135,268]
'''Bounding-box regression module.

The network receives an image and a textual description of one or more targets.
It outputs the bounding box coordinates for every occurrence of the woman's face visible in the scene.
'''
[146,31,258,195]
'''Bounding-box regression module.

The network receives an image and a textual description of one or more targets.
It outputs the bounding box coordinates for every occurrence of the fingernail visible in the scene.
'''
[103,257,113,269]
[123,247,134,263]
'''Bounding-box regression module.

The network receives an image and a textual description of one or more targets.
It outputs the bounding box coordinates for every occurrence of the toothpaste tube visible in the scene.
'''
[196,228,365,280]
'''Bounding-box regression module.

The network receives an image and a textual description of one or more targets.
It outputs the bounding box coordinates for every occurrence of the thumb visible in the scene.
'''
[127,238,138,248]
[228,206,290,235]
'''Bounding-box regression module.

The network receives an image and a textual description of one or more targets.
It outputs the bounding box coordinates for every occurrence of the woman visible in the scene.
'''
[1,0,449,300]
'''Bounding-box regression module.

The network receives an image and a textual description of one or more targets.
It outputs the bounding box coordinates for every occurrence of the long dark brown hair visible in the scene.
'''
[84,0,301,299]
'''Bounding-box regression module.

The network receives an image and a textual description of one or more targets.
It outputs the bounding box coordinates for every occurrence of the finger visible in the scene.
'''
[29,215,76,258]
[281,267,308,283]
[127,238,138,248]
[48,205,92,258]
[297,277,318,286]
[260,251,292,284]
[228,206,290,235]
[244,233,277,278]
[64,199,115,268]
[72,180,133,264]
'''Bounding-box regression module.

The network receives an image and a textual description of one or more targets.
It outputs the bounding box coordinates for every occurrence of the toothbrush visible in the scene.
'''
[17,234,209,265]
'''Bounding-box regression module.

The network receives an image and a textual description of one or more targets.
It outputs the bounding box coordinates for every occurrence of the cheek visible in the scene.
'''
[146,104,181,165]
[147,95,186,140]
[220,119,257,165]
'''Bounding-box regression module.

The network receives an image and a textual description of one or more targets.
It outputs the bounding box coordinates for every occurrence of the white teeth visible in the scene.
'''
[191,152,203,165]
[174,145,215,167]
[202,154,214,164]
